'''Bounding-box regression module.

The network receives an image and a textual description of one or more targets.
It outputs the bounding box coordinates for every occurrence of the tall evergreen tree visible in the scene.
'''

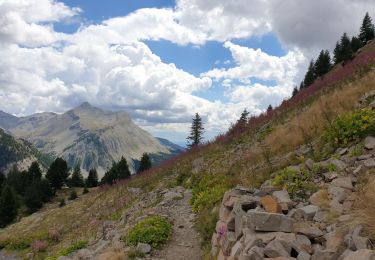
[237,109,249,126]
[27,161,42,183]
[0,171,5,193]
[6,165,26,195]
[359,12,375,45]
[37,179,53,203]
[303,60,315,87]
[117,156,131,179]
[333,41,342,64]
[292,87,298,97]
[340,33,353,61]
[86,168,98,188]
[138,153,152,173]
[0,186,18,227]
[267,105,273,114]
[299,81,304,90]
[314,50,332,77]
[46,157,69,190]
[24,183,43,214]
[70,165,84,187]
[351,36,362,53]
[101,162,118,185]
[186,113,204,148]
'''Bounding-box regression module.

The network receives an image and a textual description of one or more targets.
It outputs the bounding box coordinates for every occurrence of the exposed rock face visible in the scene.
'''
[0,103,183,176]
[212,140,375,260]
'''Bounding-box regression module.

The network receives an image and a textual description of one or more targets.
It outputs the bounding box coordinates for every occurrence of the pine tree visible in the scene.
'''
[37,179,54,203]
[6,165,26,195]
[303,60,315,87]
[138,153,152,173]
[333,41,342,64]
[0,171,5,194]
[117,156,131,180]
[292,87,298,97]
[351,36,362,53]
[86,168,98,188]
[27,161,42,183]
[237,109,249,126]
[359,12,375,46]
[299,81,304,90]
[70,165,84,187]
[0,186,18,227]
[314,50,332,77]
[340,33,353,61]
[267,105,273,113]
[101,162,118,185]
[24,183,43,214]
[46,157,69,190]
[186,113,204,148]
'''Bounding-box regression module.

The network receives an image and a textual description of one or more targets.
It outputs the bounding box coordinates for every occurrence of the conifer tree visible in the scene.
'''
[267,105,273,113]
[187,113,204,148]
[333,41,342,64]
[37,179,53,202]
[340,33,353,61]
[359,12,375,45]
[351,36,362,53]
[86,168,98,187]
[237,109,249,126]
[6,165,26,195]
[299,81,304,90]
[292,87,298,97]
[0,186,18,227]
[314,50,332,77]
[70,165,84,187]
[27,161,42,183]
[117,156,131,180]
[24,183,43,214]
[303,60,316,87]
[46,157,69,190]
[138,153,152,173]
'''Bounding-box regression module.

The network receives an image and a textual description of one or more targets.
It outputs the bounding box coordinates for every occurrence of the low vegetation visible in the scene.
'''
[124,216,172,248]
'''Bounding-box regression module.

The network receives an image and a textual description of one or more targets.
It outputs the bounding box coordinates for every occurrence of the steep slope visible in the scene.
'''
[0,129,51,172]
[0,103,175,175]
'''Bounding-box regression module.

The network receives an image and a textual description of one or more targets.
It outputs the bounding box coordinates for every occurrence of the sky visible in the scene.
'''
[0,0,374,146]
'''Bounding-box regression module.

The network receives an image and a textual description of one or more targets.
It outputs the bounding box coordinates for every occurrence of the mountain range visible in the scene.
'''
[0,102,184,176]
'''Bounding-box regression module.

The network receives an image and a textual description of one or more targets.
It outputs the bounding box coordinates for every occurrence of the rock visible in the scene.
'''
[254,232,296,244]
[224,196,240,208]
[309,189,328,206]
[328,185,350,203]
[344,225,371,251]
[363,158,375,169]
[297,205,320,221]
[294,234,312,254]
[353,165,365,175]
[305,159,314,171]
[212,232,219,247]
[231,240,243,258]
[357,154,373,160]
[364,136,375,150]
[330,159,347,172]
[313,210,328,223]
[136,243,151,254]
[323,171,338,181]
[243,237,264,253]
[219,205,233,224]
[311,248,336,260]
[245,212,293,233]
[272,190,292,206]
[336,148,348,155]
[325,230,344,251]
[342,249,375,260]
[297,252,311,260]
[261,195,282,213]
[163,191,183,201]
[331,177,353,190]
[264,240,291,258]
[296,145,311,157]
[241,246,264,260]
[222,232,237,255]
[293,222,323,239]
[192,157,204,173]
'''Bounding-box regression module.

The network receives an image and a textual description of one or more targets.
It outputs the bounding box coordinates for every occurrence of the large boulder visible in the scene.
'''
[342,249,375,260]
[364,136,375,150]
[261,195,282,213]
[245,212,293,233]
[363,158,375,169]
[331,177,353,190]
[264,240,291,258]
[136,243,151,254]
[293,222,323,239]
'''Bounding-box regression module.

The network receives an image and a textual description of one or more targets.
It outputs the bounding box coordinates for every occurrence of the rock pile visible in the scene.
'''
[212,136,375,260]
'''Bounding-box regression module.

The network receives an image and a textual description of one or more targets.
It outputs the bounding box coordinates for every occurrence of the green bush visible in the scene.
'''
[190,173,230,213]
[124,216,172,248]
[324,108,375,146]
[57,240,88,257]
[271,168,316,198]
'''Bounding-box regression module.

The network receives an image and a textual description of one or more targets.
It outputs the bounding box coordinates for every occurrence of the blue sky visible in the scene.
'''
[0,0,373,145]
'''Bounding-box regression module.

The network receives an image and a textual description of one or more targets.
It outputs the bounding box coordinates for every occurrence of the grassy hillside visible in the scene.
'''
[0,41,375,259]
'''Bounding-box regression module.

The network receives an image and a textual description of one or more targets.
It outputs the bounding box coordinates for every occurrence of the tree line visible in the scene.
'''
[0,152,152,227]
[293,12,375,95]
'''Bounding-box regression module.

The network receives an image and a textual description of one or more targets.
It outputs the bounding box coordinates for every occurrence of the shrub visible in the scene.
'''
[271,168,317,198]
[124,216,172,248]
[57,240,88,257]
[68,190,77,200]
[190,173,231,213]
[59,199,66,207]
[324,108,375,146]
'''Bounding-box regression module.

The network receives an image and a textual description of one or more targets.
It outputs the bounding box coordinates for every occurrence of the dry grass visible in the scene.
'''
[352,172,375,239]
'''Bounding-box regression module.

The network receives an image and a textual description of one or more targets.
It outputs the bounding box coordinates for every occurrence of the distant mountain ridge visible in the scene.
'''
[0,103,183,176]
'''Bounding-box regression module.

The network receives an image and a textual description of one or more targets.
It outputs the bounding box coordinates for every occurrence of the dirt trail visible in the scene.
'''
[151,189,203,260]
